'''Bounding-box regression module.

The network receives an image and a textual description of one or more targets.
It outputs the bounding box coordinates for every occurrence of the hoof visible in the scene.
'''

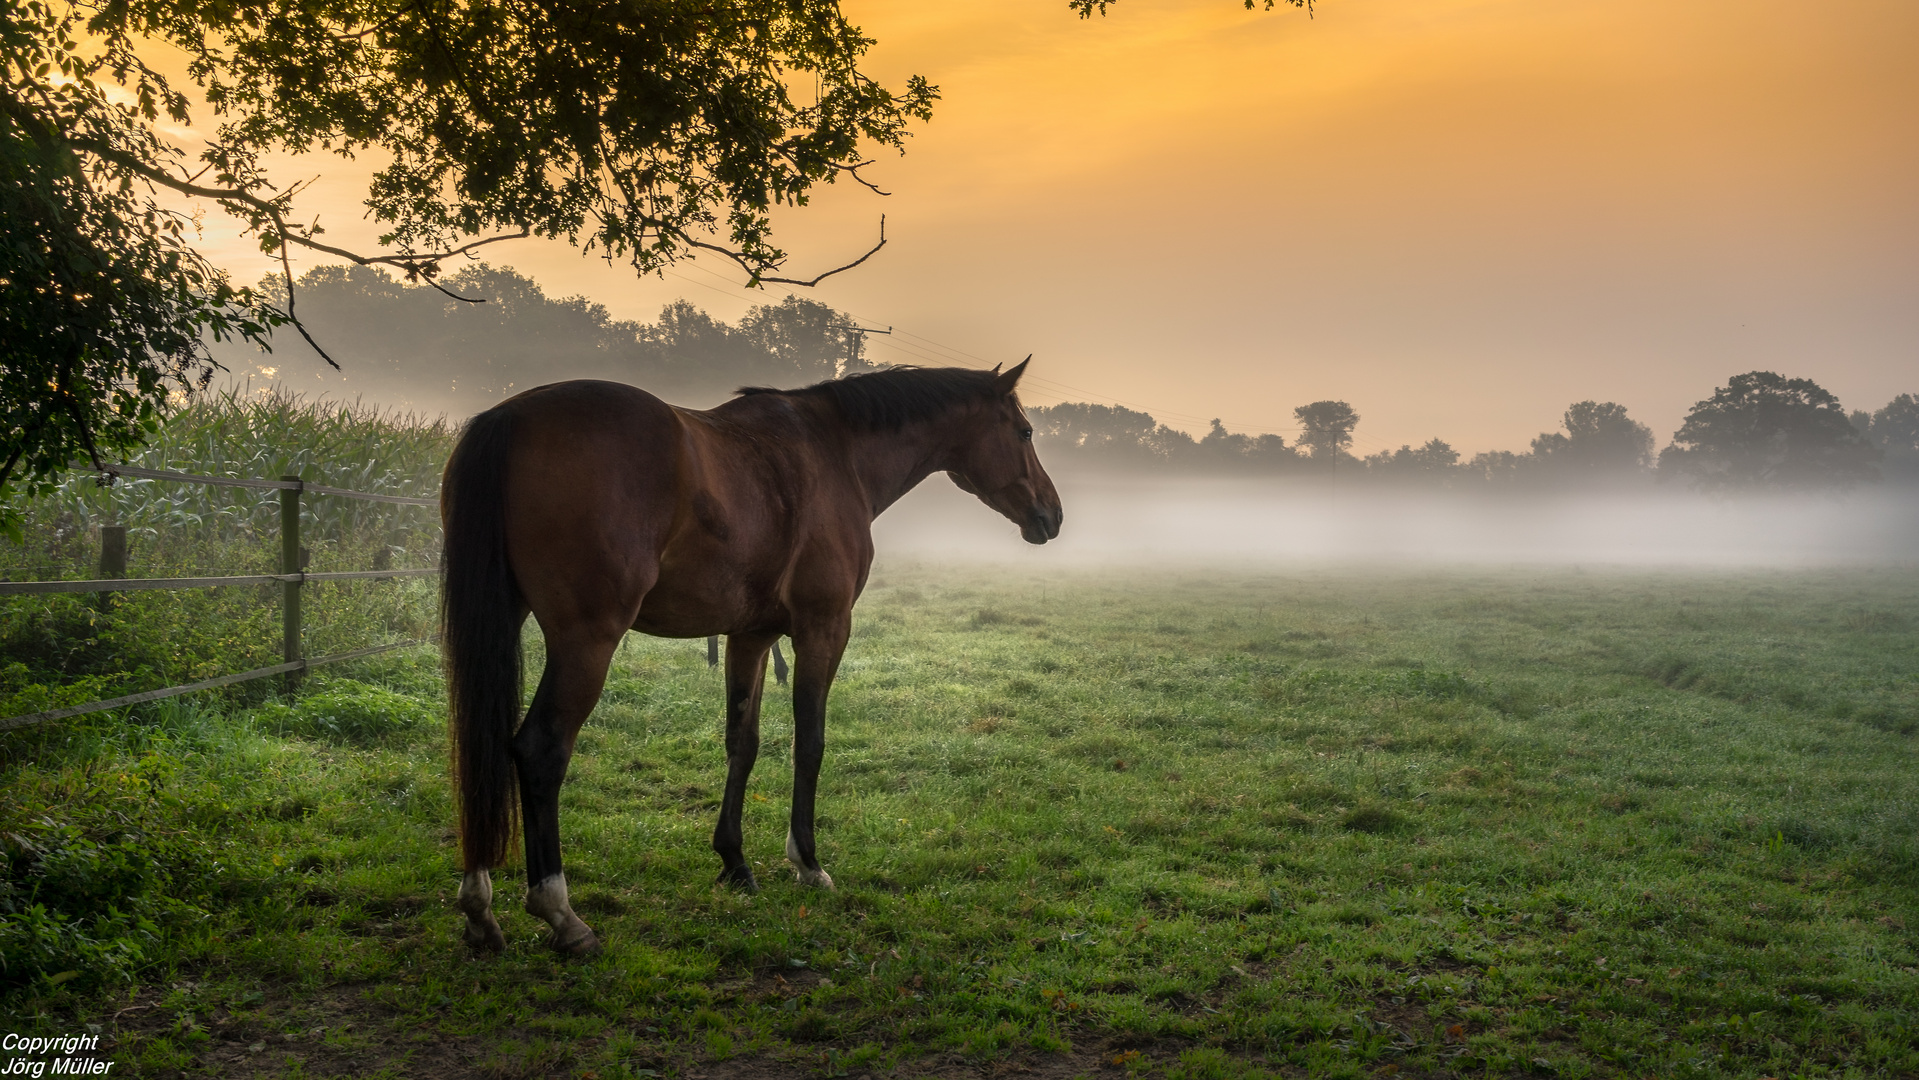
[785,829,833,890]
[462,914,507,955]
[552,927,602,957]
[793,865,835,891]
[717,864,760,894]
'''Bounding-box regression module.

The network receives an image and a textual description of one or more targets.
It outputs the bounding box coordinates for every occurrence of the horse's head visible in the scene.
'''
[947,358,1063,545]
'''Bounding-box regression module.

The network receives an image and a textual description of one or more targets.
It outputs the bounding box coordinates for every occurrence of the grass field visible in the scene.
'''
[3,562,1917,1079]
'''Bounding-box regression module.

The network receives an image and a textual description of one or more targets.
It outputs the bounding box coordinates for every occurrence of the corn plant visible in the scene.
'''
[0,387,453,578]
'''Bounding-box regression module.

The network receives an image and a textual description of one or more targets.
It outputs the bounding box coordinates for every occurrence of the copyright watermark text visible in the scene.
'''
[1,1033,116,1077]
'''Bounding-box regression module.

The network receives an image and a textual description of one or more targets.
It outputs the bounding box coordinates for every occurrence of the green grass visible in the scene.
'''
[4,564,1917,1078]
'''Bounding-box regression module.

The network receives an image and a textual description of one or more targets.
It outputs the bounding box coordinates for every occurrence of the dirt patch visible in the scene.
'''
[91,978,1337,1080]
[97,984,493,1080]
[692,1039,1235,1080]
[91,953,1491,1080]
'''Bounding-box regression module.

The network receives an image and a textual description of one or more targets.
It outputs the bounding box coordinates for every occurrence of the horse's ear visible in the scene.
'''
[994,356,1031,396]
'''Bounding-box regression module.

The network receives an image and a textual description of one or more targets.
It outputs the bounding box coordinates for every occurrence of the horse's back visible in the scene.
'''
[479,380,827,640]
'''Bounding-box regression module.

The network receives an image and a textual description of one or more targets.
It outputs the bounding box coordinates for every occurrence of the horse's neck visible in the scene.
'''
[846,417,963,519]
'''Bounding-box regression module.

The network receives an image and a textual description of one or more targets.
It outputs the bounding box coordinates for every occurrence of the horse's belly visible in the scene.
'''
[630,550,785,638]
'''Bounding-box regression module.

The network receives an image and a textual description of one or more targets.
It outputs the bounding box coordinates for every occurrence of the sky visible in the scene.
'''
[170,0,1919,457]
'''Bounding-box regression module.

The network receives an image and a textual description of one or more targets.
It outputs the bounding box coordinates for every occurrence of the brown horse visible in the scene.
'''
[440,361,1061,954]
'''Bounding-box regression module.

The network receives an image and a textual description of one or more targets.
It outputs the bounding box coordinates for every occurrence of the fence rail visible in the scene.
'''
[0,464,443,732]
[0,568,437,595]
[0,637,438,732]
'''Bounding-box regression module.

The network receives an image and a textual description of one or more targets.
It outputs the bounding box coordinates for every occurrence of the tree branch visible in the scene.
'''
[674,215,886,288]
[69,137,530,271]
[276,235,339,370]
[833,160,890,196]
[423,277,486,304]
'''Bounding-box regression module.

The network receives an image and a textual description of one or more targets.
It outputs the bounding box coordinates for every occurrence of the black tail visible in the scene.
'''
[441,408,522,870]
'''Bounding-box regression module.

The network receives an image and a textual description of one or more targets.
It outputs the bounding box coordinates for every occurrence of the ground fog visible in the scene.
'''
[876,474,1919,566]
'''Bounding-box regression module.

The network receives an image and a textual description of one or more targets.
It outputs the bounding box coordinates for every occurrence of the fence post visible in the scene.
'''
[281,477,303,693]
[96,525,127,611]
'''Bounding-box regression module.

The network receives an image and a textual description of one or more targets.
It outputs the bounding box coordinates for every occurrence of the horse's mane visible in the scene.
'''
[736,367,1001,432]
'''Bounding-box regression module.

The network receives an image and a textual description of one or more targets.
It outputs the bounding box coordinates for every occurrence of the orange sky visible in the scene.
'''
[173,0,1919,455]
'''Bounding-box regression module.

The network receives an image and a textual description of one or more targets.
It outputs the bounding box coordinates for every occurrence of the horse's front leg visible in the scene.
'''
[513,633,618,955]
[786,617,850,889]
[713,632,777,891]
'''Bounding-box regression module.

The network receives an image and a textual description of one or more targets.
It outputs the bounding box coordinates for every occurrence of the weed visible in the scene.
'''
[252,680,434,746]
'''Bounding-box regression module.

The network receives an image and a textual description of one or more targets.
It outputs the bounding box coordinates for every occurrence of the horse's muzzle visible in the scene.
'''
[1021,504,1063,545]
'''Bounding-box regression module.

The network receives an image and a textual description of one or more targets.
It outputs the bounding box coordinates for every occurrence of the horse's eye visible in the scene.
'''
[1020,429,1033,442]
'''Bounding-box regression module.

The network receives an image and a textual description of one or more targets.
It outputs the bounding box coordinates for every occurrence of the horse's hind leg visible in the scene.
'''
[513,631,619,955]
[713,632,777,891]
[457,868,505,952]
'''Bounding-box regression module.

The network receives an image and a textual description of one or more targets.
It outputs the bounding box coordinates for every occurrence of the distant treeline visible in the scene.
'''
[226,265,1916,492]
[217,264,885,415]
[1031,380,1919,491]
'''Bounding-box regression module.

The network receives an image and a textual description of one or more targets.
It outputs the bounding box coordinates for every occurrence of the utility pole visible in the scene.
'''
[827,323,891,374]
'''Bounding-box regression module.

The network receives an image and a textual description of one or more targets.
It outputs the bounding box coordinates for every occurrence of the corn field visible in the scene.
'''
[0,388,454,579]
[0,389,454,719]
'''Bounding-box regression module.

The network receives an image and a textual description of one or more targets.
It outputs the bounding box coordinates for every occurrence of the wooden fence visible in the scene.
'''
[0,464,439,732]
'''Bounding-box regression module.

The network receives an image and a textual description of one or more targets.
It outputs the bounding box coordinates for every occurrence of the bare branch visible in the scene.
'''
[423,277,486,304]
[836,161,891,196]
[72,137,532,271]
[675,216,887,288]
[276,237,339,369]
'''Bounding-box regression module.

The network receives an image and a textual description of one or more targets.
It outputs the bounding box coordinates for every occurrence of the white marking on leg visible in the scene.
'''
[524,872,573,931]
[457,869,493,916]
[786,827,835,890]
[525,872,600,952]
[457,868,505,951]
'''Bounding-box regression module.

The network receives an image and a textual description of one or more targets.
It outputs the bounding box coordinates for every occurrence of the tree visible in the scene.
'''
[1028,402,1183,469]
[1365,438,1459,484]
[1466,450,1524,487]
[1867,393,1919,482]
[1194,419,1300,473]
[2,0,283,521]
[737,295,885,383]
[1293,400,1359,462]
[1199,419,1251,459]
[1659,371,1880,491]
[1,0,935,518]
[1530,400,1653,479]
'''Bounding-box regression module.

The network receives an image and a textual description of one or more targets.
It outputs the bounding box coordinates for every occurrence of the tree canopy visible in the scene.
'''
[0,0,934,523]
[1659,371,1880,492]
[1528,400,1654,476]
[1293,400,1359,461]
[1364,438,1460,481]
[2,0,283,515]
[1864,393,1919,483]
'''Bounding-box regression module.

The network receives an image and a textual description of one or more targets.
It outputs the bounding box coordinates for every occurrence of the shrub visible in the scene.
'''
[0,819,198,991]
[255,681,435,745]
